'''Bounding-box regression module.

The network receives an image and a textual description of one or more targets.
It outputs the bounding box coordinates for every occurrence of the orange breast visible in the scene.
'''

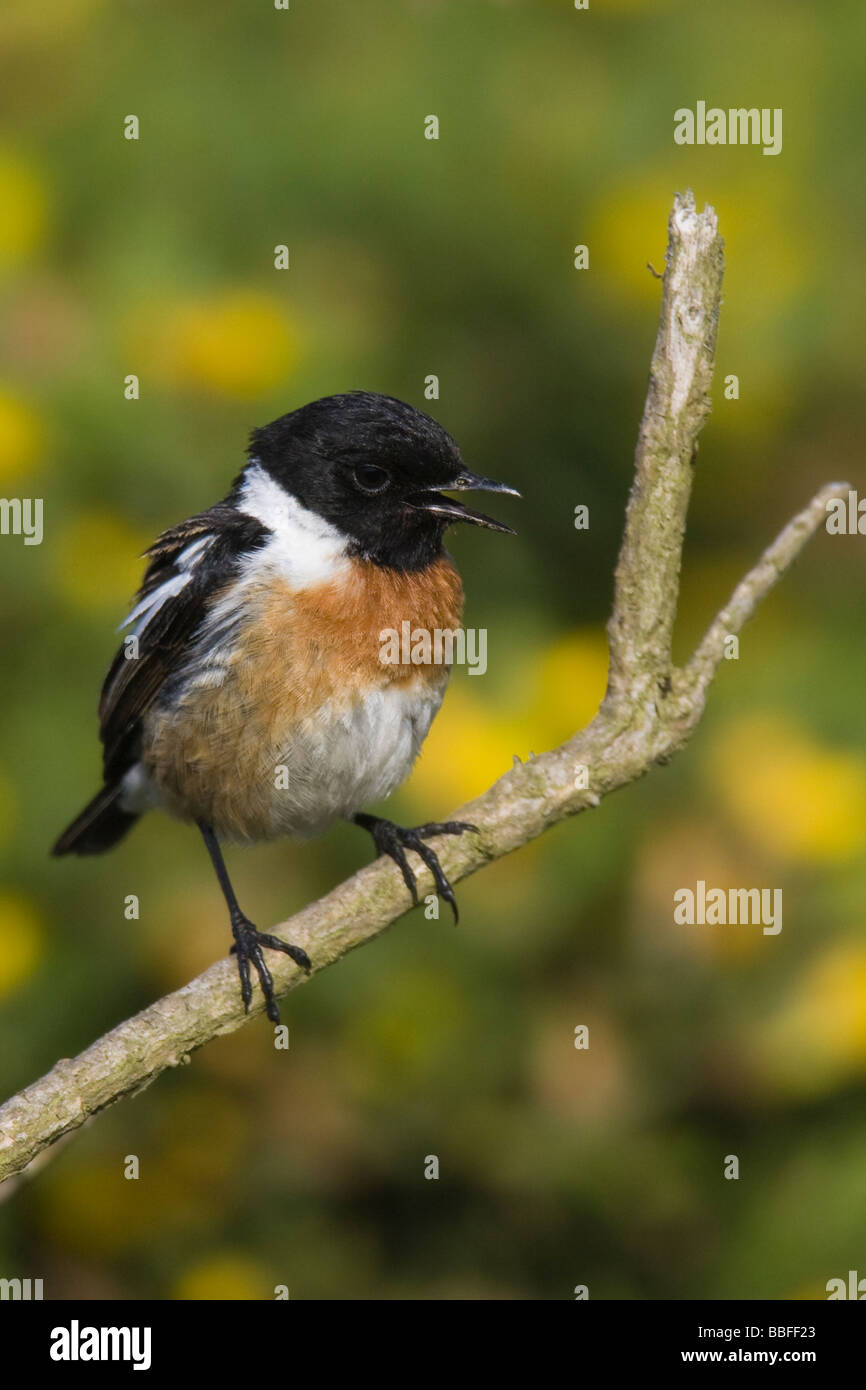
[261,552,465,700]
[141,555,464,839]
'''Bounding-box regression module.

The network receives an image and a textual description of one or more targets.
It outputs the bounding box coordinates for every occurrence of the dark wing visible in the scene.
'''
[98,503,269,783]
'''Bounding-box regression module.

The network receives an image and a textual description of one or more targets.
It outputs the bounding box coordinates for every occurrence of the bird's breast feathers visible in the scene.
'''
[128,528,464,843]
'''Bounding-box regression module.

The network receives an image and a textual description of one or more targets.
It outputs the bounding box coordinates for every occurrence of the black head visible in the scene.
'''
[239,391,518,571]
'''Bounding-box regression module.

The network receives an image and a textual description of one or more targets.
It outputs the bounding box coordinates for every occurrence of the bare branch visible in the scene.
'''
[606,192,724,706]
[681,481,850,705]
[0,191,845,1187]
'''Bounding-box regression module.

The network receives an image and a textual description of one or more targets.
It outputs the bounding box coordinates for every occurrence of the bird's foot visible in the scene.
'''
[353,813,478,922]
[229,911,311,1024]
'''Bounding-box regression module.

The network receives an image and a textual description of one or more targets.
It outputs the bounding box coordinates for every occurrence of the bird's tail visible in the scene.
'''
[52,783,140,856]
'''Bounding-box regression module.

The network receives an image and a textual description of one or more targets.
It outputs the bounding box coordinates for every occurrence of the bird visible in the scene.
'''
[52,391,519,1023]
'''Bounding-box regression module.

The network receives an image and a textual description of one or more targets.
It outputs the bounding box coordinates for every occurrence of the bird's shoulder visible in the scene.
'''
[137,503,268,593]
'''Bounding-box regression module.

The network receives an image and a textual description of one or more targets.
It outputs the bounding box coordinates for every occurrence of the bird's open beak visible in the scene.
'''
[409,469,521,534]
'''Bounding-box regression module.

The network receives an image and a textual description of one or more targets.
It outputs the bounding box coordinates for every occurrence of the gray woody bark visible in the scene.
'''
[0,191,850,1187]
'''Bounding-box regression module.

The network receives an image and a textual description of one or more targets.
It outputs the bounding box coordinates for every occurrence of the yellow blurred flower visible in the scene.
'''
[410,683,527,807]
[531,628,608,746]
[126,291,300,398]
[0,149,47,269]
[706,715,866,863]
[50,510,151,614]
[0,388,44,482]
[174,1254,271,1301]
[588,176,675,306]
[0,892,44,997]
[589,171,807,350]
[755,943,866,1097]
[720,179,809,316]
[409,627,608,809]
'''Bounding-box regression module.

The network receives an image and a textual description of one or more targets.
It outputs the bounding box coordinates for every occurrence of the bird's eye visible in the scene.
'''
[352,463,391,495]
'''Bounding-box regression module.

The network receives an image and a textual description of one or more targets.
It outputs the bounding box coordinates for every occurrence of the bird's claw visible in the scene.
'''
[354,814,478,923]
[230,912,311,1024]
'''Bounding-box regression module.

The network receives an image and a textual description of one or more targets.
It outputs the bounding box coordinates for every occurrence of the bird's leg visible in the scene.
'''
[197,820,310,1024]
[352,813,478,922]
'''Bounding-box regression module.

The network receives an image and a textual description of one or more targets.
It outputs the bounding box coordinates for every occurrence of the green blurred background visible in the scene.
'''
[1,0,864,1300]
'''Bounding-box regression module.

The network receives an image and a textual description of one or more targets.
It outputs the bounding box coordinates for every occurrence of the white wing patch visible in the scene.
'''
[175,535,215,568]
[118,534,216,638]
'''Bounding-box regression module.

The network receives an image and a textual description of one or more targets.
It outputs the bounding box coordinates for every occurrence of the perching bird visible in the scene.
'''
[53,392,518,1022]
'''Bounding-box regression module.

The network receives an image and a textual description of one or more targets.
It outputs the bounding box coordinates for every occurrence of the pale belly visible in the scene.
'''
[125,676,448,843]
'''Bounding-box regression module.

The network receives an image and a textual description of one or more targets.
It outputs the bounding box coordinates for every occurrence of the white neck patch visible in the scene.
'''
[237,462,350,588]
